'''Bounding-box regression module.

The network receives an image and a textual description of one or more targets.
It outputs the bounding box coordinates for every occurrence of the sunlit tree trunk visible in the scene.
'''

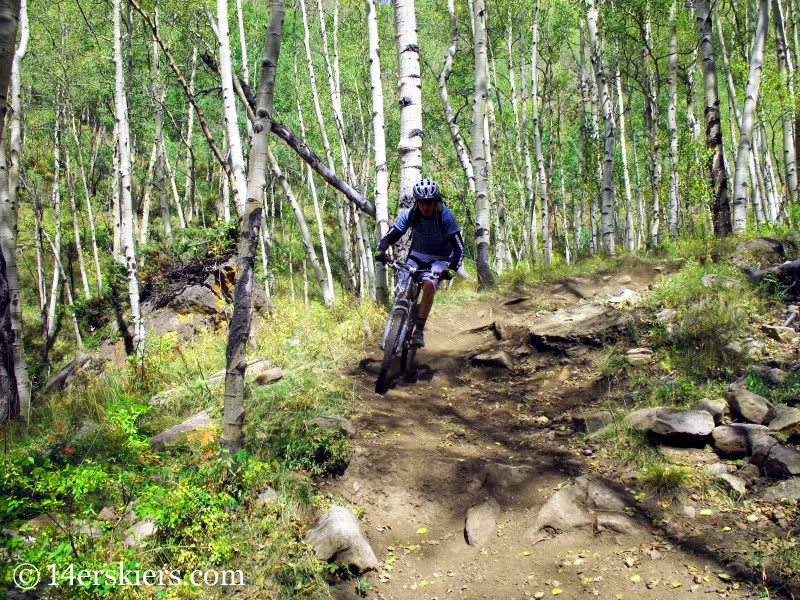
[366,0,389,302]
[44,106,62,359]
[41,230,82,351]
[235,0,252,142]
[221,0,285,457]
[532,0,551,265]
[520,23,536,263]
[774,0,798,214]
[697,0,732,236]
[471,0,493,287]
[557,94,570,264]
[65,139,90,299]
[733,0,769,233]
[668,0,680,236]
[616,66,634,251]
[113,0,144,357]
[182,35,198,225]
[643,20,661,246]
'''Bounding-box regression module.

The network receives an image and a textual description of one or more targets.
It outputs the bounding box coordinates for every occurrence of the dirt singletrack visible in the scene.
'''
[327,263,780,600]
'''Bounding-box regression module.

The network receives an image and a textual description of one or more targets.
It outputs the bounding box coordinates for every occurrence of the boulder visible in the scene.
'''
[595,513,638,534]
[304,506,378,572]
[625,407,668,432]
[716,473,747,496]
[573,410,613,433]
[762,478,800,503]
[761,324,796,343]
[169,285,225,317]
[471,351,512,369]
[149,410,213,450]
[464,497,500,548]
[750,436,780,467]
[307,415,356,439]
[123,518,157,547]
[691,398,728,424]
[655,308,677,324]
[42,353,108,395]
[255,367,284,385]
[766,368,789,386]
[625,348,653,364]
[624,407,714,439]
[726,387,777,424]
[529,303,631,352]
[255,486,278,505]
[96,507,118,522]
[732,237,787,268]
[704,463,736,476]
[608,289,641,306]
[711,424,772,455]
[701,274,743,289]
[769,407,800,438]
[761,445,800,479]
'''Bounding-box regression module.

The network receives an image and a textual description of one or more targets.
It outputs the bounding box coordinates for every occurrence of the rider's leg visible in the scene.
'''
[412,280,435,346]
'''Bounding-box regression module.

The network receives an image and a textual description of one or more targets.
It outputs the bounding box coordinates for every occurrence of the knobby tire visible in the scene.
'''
[376,310,404,394]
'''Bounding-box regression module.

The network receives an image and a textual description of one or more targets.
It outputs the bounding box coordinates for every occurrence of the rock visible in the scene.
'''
[493,320,508,340]
[625,407,668,432]
[73,520,103,538]
[22,513,58,532]
[96,507,117,522]
[304,506,378,572]
[596,513,637,534]
[712,424,772,455]
[529,303,631,352]
[625,348,653,364]
[42,353,108,395]
[762,478,800,503]
[149,409,213,450]
[525,484,593,539]
[204,358,269,384]
[761,324,796,343]
[724,340,744,355]
[655,308,677,323]
[579,476,627,511]
[660,447,717,465]
[255,486,277,505]
[705,463,736,476]
[769,407,800,438]
[617,275,633,284]
[648,410,715,438]
[761,444,800,478]
[716,473,747,496]
[742,338,765,357]
[472,351,512,369]
[736,463,761,482]
[608,289,641,306]
[572,410,613,433]
[733,237,786,268]
[683,505,697,518]
[750,436,780,466]
[701,274,742,289]
[123,518,157,547]
[726,387,777,424]
[766,368,789,386]
[149,389,180,406]
[691,398,729,424]
[536,415,550,426]
[255,367,284,385]
[307,415,356,439]
[464,497,500,548]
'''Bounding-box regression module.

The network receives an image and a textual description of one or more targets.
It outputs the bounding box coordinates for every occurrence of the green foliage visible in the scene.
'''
[641,463,691,499]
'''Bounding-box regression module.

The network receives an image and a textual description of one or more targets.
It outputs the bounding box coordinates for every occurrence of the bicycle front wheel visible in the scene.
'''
[376,310,404,394]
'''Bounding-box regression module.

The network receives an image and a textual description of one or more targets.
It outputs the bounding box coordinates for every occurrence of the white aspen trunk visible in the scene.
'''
[751,122,771,220]
[529,8,541,263]
[575,18,588,256]
[41,230,82,351]
[394,0,424,256]
[182,37,198,225]
[439,0,474,193]
[44,107,62,356]
[760,122,784,218]
[139,138,158,246]
[160,138,187,228]
[65,140,90,299]
[221,129,231,223]
[520,26,536,264]
[2,0,30,419]
[235,0,253,141]
[299,0,355,291]
[260,188,272,298]
[733,0,770,233]
[586,0,616,255]
[588,43,601,253]
[302,249,309,306]
[668,0,680,236]
[532,0,552,265]
[508,9,521,154]
[557,94,570,264]
[775,0,798,211]
[471,0,493,286]
[267,147,333,305]
[111,123,121,262]
[633,135,647,247]
[616,67,634,251]
[643,21,661,246]
[217,0,247,215]
[113,0,144,356]
[294,46,334,301]
[32,191,45,315]
[70,120,102,292]
[366,0,389,302]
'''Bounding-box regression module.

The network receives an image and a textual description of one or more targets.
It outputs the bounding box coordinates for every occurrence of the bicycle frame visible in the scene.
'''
[381,261,423,354]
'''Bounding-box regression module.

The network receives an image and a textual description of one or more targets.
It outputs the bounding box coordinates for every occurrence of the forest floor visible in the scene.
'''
[325,259,797,600]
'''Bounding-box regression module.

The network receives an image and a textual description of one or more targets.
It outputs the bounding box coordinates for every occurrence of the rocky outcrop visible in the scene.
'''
[529,303,631,352]
[43,353,108,395]
[149,410,213,450]
[471,351,512,369]
[624,407,714,440]
[711,424,771,455]
[464,497,499,548]
[304,506,378,572]
[725,387,777,424]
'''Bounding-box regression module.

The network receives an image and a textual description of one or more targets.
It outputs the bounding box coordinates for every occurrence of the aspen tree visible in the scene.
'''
[774,0,797,214]
[668,0,680,236]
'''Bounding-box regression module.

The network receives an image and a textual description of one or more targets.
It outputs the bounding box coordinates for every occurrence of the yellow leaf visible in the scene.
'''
[552,589,563,595]
[630,575,641,583]
[523,551,531,556]
[699,509,713,516]
[672,582,682,588]
[416,528,428,535]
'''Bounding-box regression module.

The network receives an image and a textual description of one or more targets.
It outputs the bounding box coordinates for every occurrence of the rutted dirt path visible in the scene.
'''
[327,262,782,600]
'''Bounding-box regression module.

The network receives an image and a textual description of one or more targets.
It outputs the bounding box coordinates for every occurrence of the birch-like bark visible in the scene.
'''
[267,147,332,304]
[111,123,121,262]
[586,0,615,255]
[394,0,424,257]
[222,0,285,457]
[113,0,144,357]
[182,35,198,225]
[1,0,28,421]
[160,137,187,228]
[439,0,474,193]
[70,118,103,291]
[733,0,769,233]
[471,0,493,287]
[697,0,732,236]
[44,107,62,358]
[668,0,680,236]
[616,67,634,251]
[508,9,522,155]
[575,18,588,256]
[235,0,252,141]
[557,94,570,264]
[217,0,248,215]
[65,141,90,299]
[41,230,82,351]
[643,20,661,246]
[366,0,389,302]
[0,0,18,138]
[532,0,552,265]
[520,23,537,263]
[774,0,798,212]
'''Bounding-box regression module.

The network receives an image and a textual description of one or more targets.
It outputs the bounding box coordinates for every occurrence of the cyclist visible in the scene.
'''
[374,178,465,348]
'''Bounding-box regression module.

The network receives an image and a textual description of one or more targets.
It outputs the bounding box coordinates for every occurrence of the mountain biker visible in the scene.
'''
[374,178,465,348]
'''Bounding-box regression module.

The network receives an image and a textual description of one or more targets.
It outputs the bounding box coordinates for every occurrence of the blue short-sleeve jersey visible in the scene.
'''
[393,204,460,258]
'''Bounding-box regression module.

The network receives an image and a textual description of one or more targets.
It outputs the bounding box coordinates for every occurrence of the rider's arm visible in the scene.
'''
[376,207,412,251]
[447,231,465,271]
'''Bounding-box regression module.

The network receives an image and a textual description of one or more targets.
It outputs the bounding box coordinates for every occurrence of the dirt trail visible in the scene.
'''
[327,264,774,600]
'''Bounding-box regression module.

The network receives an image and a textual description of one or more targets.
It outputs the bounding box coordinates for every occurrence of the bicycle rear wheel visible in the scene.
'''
[376,310,405,394]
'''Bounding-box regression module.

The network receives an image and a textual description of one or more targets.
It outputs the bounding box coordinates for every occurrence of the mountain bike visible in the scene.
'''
[375,260,427,394]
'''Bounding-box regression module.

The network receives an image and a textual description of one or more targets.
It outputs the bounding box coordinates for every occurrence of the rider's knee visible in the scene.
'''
[423,280,435,293]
